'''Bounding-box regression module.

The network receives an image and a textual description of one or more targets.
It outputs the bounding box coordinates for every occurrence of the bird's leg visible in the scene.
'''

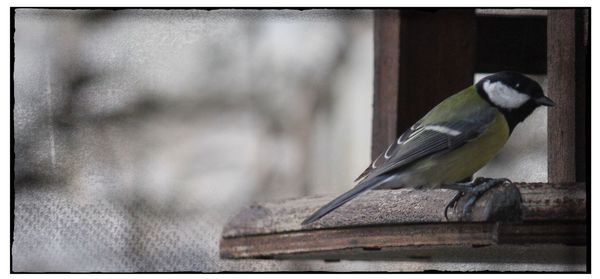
[441,177,481,221]
[461,178,512,220]
[442,177,511,221]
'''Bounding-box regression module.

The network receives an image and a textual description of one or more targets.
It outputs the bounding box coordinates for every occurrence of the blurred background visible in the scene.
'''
[12,9,548,272]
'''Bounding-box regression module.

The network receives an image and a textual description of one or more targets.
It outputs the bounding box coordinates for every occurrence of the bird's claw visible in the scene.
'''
[444,191,463,221]
[444,177,511,221]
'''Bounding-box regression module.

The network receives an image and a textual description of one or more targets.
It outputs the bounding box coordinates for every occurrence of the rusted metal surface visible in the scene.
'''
[220,183,585,260]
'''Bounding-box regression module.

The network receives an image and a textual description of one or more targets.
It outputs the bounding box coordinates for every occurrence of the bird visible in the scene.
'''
[301,71,555,225]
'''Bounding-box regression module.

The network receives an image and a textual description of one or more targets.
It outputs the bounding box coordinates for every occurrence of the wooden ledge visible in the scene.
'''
[220,183,586,261]
[475,9,548,17]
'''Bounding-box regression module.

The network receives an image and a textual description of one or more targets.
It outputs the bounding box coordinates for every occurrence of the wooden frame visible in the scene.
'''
[373,9,476,157]
[221,183,585,260]
[547,9,589,183]
[220,9,589,268]
[372,9,588,183]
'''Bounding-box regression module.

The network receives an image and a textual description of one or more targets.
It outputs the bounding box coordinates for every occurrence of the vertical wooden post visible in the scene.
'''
[575,10,589,182]
[372,10,400,160]
[396,10,476,135]
[372,9,476,160]
[547,10,586,183]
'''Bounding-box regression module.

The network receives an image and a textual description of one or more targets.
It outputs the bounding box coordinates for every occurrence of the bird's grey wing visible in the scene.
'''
[354,118,425,182]
[358,108,497,182]
[302,108,497,225]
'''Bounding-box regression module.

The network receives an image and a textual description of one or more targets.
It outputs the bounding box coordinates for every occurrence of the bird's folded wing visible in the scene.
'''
[356,108,497,182]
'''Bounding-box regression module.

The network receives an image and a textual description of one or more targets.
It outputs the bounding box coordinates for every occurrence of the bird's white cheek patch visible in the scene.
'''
[483,80,530,109]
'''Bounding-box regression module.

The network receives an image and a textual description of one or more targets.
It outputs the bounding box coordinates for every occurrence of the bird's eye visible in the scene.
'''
[515,83,520,88]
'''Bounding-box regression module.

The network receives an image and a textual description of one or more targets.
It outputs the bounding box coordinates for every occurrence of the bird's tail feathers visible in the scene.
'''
[301,175,388,225]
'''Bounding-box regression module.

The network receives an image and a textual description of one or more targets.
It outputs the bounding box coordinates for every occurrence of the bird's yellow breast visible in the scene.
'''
[408,110,510,188]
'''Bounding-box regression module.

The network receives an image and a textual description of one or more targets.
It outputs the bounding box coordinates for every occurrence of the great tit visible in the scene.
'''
[302,71,554,225]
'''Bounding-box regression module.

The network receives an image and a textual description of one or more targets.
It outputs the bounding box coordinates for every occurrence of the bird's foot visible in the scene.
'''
[460,178,511,220]
[443,177,512,221]
[444,191,463,221]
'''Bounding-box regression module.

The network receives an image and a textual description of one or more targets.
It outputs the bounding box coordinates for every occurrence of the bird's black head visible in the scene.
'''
[475,71,555,132]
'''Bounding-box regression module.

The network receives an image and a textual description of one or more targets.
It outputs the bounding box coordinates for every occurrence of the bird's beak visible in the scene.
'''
[535,96,555,107]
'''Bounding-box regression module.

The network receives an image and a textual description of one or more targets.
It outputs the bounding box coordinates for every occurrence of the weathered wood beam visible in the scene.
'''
[547,9,588,183]
[220,183,585,260]
[221,222,586,261]
[575,10,589,183]
[475,9,548,17]
[372,10,400,159]
[395,9,476,142]
[372,9,476,160]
